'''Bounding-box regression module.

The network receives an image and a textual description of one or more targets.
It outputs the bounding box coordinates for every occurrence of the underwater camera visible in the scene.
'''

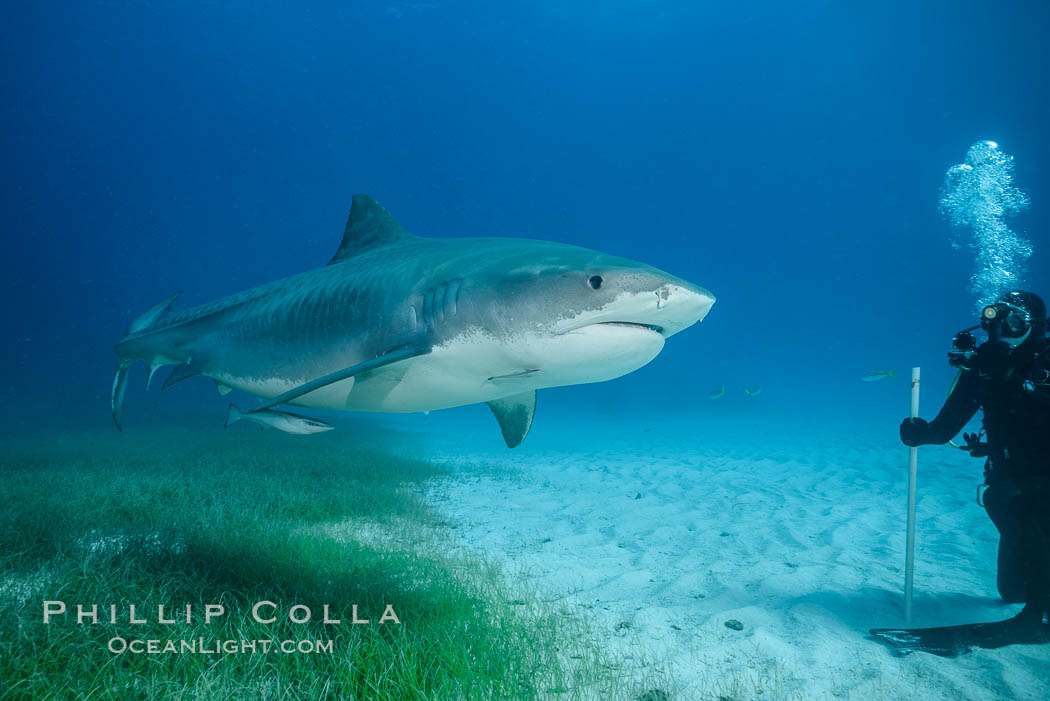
[948,328,978,369]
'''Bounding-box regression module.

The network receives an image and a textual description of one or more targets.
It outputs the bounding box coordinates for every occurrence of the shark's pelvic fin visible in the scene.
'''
[246,343,432,414]
[162,360,200,390]
[214,379,234,396]
[111,361,132,430]
[126,290,182,335]
[486,391,537,449]
[328,194,418,265]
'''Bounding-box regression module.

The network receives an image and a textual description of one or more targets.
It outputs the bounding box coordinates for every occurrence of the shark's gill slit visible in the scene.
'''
[435,282,448,322]
[447,278,462,316]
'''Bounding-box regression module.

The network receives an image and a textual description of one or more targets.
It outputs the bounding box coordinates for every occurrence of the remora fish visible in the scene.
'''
[862,369,896,382]
[112,195,715,447]
[225,404,334,434]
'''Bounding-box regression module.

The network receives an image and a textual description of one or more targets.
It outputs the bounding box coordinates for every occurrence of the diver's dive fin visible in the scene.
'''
[127,290,182,335]
[247,343,431,414]
[486,391,536,448]
[163,360,200,390]
[214,379,234,396]
[111,361,131,430]
[870,615,1050,657]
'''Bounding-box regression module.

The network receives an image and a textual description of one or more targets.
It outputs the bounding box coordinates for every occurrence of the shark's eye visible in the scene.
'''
[588,275,603,290]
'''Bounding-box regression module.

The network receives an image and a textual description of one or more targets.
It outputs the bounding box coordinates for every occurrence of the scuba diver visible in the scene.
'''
[897,290,1050,650]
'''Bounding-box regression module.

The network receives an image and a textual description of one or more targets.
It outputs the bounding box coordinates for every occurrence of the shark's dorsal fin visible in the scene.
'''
[486,391,537,448]
[328,194,416,264]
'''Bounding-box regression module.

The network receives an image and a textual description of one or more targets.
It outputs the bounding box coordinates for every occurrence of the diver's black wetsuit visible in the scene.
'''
[918,336,1050,613]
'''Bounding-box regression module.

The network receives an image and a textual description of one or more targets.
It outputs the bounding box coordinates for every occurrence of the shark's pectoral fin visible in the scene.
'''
[486,391,537,449]
[247,342,431,414]
[111,361,132,431]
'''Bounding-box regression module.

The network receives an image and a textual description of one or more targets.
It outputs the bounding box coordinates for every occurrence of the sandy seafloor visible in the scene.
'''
[415,405,1050,701]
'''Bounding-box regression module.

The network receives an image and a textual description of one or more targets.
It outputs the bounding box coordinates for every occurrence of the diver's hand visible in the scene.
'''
[900,417,930,447]
[962,432,989,457]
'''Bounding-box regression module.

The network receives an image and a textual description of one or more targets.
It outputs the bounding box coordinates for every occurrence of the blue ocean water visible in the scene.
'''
[3,0,1048,443]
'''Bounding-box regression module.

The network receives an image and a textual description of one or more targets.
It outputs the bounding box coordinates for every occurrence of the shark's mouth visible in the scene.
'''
[595,321,666,336]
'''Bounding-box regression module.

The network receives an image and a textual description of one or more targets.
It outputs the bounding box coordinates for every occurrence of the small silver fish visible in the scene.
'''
[744,387,761,397]
[225,404,333,434]
[487,368,541,381]
[709,386,726,398]
[862,369,896,382]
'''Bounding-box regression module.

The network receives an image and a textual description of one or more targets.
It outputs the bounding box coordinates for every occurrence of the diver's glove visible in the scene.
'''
[899,417,930,447]
[962,432,990,457]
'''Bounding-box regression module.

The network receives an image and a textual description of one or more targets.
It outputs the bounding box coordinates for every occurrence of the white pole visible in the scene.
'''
[904,367,920,625]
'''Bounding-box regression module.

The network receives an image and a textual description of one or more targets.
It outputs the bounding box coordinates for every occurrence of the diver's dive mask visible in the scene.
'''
[949,303,1033,368]
[980,302,1032,347]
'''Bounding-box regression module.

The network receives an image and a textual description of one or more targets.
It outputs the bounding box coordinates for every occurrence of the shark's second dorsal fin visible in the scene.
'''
[328,194,416,264]
[126,290,182,335]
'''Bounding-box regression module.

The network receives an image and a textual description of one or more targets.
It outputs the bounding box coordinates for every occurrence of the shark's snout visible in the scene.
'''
[654,282,715,337]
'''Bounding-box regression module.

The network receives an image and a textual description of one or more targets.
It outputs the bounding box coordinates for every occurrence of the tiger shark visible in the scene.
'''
[112,195,715,447]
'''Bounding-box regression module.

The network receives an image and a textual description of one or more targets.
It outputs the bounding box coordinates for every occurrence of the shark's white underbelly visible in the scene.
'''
[214,324,665,414]
[357,324,666,412]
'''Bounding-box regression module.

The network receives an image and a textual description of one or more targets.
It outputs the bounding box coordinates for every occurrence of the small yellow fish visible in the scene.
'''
[709,386,726,398]
[862,369,896,382]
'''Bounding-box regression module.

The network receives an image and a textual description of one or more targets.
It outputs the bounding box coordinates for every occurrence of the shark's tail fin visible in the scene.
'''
[225,404,242,428]
[887,368,896,379]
